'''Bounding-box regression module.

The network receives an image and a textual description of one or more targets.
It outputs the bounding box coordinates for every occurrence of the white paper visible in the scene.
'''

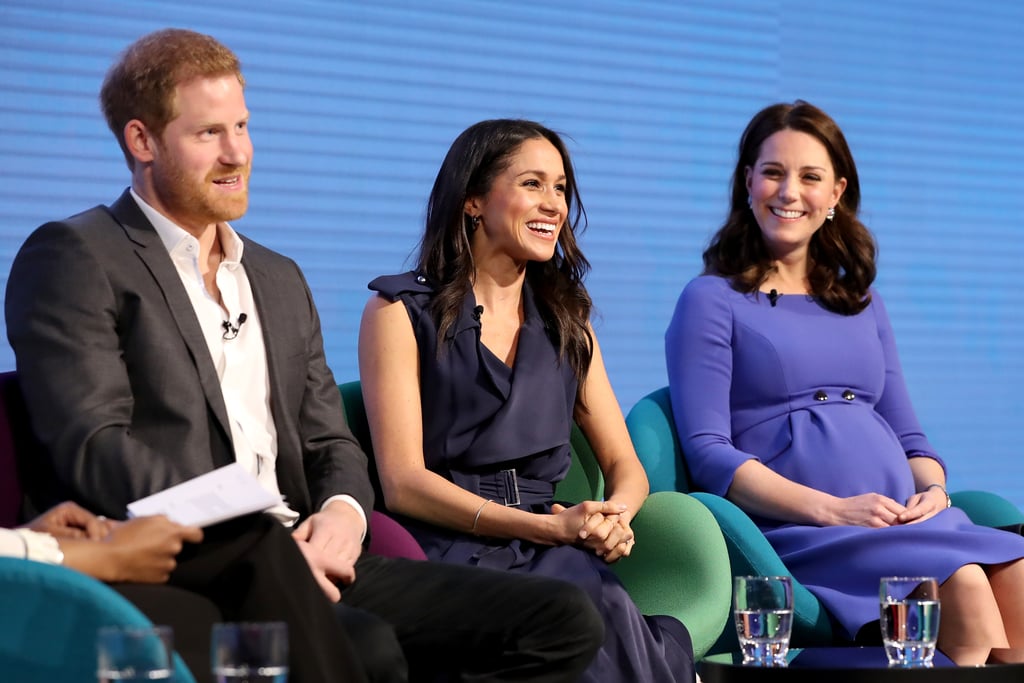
[126,463,282,527]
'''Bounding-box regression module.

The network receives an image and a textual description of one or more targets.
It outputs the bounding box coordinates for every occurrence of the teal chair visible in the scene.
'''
[0,558,196,683]
[625,385,1024,654]
[339,380,732,659]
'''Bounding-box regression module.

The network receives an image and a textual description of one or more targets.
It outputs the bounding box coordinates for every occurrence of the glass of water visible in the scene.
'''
[96,625,173,682]
[211,621,289,683]
[879,576,940,667]
[733,575,794,666]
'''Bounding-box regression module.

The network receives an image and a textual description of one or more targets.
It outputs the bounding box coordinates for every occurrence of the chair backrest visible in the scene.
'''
[0,371,44,527]
[553,423,605,504]
[624,386,693,493]
[0,373,23,527]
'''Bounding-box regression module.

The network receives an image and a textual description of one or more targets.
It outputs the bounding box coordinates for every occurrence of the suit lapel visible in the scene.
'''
[240,245,289,426]
[241,245,309,505]
[108,190,234,446]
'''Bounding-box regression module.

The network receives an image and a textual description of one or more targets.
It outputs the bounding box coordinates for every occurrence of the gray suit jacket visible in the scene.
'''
[5,189,373,520]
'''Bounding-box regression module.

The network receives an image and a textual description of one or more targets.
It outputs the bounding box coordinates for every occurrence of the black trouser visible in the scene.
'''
[341,553,605,682]
[115,514,367,683]
[117,514,603,683]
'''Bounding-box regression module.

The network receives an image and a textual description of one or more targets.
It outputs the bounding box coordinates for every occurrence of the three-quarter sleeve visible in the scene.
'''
[665,277,758,496]
[869,291,944,469]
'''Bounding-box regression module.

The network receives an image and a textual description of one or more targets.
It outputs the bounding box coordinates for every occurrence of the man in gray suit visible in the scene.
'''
[5,28,602,683]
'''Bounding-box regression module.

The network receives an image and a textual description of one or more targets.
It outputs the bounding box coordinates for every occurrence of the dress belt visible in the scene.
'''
[457,468,555,507]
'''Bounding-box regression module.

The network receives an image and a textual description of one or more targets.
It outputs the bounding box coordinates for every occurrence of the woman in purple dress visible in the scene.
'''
[360,119,694,682]
[666,100,1024,649]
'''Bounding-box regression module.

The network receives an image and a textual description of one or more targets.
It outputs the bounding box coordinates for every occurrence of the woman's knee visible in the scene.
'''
[942,564,996,603]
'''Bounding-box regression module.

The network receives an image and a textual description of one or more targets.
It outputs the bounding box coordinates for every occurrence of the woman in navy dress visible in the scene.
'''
[666,101,1024,648]
[360,119,694,682]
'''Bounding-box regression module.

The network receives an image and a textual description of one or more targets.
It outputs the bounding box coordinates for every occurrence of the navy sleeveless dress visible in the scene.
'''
[370,271,695,683]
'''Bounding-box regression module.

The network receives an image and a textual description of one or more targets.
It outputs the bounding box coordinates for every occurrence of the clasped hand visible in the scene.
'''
[550,500,634,563]
[291,501,364,602]
[24,501,203,583]
[835,489,946,527]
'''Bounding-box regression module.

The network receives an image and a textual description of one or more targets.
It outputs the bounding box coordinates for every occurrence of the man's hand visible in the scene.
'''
[291,501,364,602]
[24,501,110,540]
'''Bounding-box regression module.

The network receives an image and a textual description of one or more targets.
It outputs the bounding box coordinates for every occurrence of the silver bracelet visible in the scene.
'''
[471,499,493,535]
[925,483,952,509]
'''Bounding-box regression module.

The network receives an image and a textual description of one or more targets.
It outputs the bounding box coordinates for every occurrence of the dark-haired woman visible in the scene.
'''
[667,100,1024,650]
[360,119,694,681]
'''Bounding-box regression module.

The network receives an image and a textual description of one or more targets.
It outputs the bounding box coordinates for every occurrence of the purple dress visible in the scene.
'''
[371,271,694,683]
[666,275,1024,639]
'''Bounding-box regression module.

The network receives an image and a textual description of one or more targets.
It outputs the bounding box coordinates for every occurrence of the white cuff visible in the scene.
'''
[13,529,65,565]
[320,495,368,542]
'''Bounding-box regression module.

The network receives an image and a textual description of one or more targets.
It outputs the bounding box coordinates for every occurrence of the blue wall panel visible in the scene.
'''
[1,0,1021,505]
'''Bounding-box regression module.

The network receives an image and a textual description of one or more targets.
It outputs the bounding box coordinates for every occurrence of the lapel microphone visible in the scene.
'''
[222,312,248,340]
[768,289,781,307]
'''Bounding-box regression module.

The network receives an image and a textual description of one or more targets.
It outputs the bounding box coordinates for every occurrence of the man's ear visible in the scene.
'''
[124,119,156,164]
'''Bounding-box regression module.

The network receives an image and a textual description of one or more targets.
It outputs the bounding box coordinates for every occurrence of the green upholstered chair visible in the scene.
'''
[338,380,732,660]
[625,385,1024,654]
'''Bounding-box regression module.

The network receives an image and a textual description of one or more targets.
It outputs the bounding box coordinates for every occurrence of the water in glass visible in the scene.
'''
[212,664,288,683]
[735,608,794,664]
[881,599,940,666]
[97,625,173,683]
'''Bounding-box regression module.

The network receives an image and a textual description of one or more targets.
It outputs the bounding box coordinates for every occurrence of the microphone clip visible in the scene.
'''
[222,312,248,340]
[768,289,780,307]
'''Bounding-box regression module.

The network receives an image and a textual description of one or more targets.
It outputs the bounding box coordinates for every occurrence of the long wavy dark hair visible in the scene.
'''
[416,119,594,383]
[703,101,876,314]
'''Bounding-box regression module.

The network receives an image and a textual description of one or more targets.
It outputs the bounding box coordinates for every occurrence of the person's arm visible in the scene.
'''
[61,516,203,583]
[867,291,950,524]
[666,277,907,527]
[359,294,617,547]
[3,513,202,584]
[289,262,375,517]
[283,263,372,601]
[572,326,648,561]
[5,218,194,515]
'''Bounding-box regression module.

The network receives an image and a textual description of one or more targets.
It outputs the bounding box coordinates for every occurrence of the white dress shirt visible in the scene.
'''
[131,190,365,534]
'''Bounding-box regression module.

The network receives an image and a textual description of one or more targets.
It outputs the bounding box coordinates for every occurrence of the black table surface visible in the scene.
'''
[699,647,1024,682]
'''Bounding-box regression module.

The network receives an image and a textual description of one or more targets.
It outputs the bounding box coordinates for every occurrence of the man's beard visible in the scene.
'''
[153,157,250,227]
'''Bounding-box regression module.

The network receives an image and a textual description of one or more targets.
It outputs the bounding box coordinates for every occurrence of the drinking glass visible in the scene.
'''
[733,575,794,666]
[211,621,289,683]
[96,625,173,682]
[880,576,941,667]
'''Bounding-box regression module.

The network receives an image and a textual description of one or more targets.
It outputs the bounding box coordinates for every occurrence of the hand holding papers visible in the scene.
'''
[127,463,282,527]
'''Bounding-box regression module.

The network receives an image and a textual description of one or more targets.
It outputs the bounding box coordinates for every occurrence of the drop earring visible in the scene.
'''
[826,207,835,221]
[747,195,753,209]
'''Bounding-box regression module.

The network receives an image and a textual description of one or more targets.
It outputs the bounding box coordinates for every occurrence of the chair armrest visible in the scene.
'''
[609,491,731,659]
[690,493,834,650]
[951,489,1024,529]
[0,558,196,683]
[368,510,427,561]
